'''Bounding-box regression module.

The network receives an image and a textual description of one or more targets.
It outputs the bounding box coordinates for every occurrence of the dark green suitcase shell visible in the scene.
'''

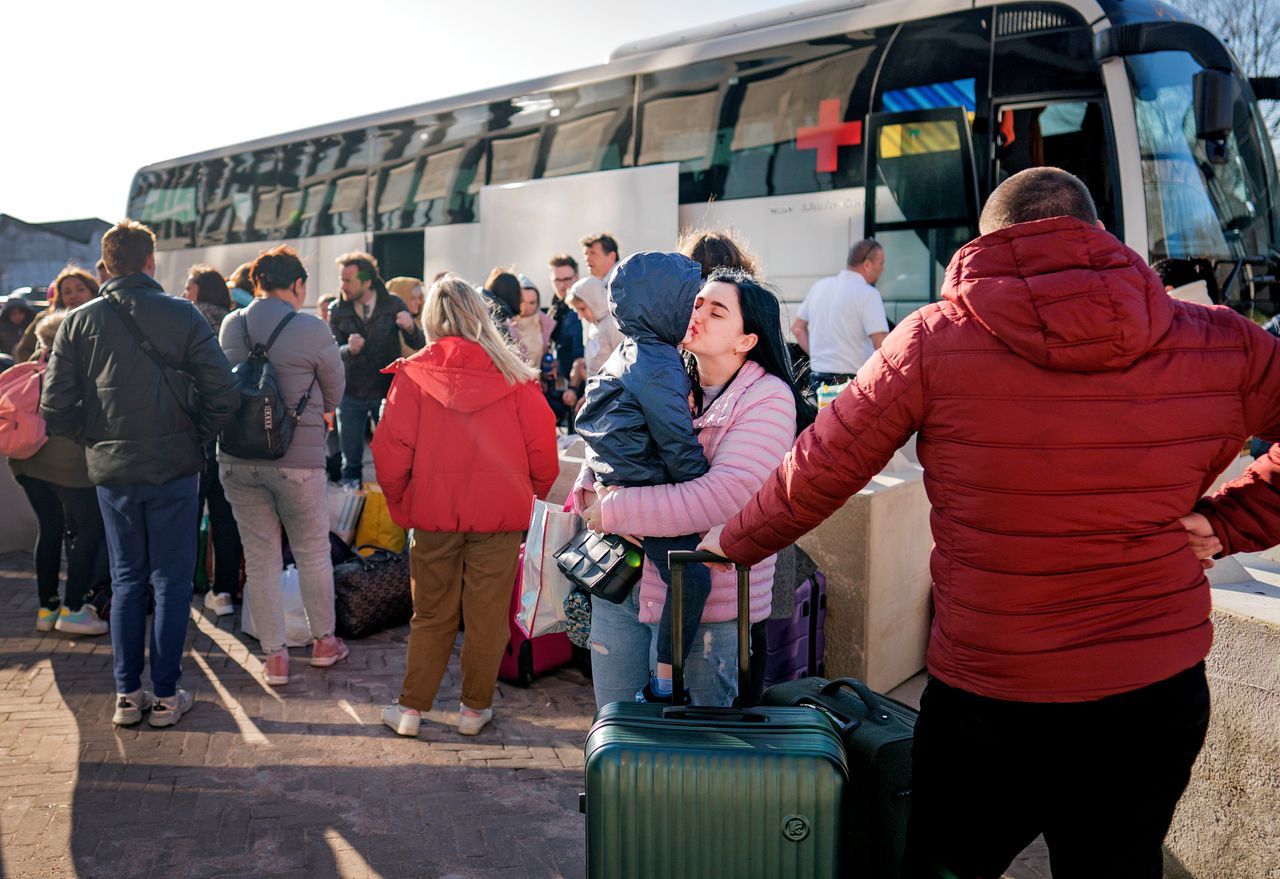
[584,703,848,879]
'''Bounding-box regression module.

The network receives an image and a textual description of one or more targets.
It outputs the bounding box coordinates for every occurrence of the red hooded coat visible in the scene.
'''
[371,337,558,533]
[722,217,1280,702]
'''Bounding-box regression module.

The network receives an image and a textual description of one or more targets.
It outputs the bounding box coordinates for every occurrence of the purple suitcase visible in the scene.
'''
[810,571,827,677]
[765,576,814,686]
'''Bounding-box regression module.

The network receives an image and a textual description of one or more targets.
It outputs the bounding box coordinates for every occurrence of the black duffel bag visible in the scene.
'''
[763,676,917,879]
[333,545,412,639]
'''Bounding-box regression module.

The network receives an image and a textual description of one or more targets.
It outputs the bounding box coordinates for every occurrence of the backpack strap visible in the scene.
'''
[242,310,298,354]
[104,294,197,424]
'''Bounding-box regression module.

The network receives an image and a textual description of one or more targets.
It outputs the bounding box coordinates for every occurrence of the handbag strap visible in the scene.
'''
[104,293,197,423]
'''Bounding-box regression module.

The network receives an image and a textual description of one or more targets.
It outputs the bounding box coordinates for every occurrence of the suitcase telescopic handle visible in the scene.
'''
[668,550,752,707]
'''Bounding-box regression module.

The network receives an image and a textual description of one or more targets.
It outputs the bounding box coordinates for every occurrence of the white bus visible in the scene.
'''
[129,0,1279,324]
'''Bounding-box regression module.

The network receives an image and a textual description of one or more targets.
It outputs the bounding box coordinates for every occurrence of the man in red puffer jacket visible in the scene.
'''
[702,167,1280,878]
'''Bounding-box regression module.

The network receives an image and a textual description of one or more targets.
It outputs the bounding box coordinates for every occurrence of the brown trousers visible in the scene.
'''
[398,529,522,712]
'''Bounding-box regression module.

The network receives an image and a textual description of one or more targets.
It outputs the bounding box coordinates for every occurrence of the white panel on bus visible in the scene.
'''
[423,223,486,290]
[476,163,679,289]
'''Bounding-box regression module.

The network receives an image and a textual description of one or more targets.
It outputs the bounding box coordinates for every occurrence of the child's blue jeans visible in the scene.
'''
[643,533,711,668]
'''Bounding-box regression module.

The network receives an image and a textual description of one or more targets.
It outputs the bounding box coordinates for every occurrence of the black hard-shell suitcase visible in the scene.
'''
[582,551,848,879]
[763,676,917,879]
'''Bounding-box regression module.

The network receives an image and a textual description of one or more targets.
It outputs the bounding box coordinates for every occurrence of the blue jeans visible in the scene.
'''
[97,475,199,698]
[588,587,739,708]
[336,395,382,482]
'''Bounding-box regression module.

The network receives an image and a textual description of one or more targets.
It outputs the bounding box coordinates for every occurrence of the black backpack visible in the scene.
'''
[219,311,315,460]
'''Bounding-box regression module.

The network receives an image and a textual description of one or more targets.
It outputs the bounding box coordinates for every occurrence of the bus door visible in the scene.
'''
[863,106,980,322]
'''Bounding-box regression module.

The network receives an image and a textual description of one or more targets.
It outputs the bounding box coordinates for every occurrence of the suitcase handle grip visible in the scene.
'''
[795,697,862,735]
[668,550,748,570]
[819,678,891,719]
[662,706,768,723]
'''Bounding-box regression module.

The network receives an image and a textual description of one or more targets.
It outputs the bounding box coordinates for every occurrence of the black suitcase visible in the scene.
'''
[582,551,848,879]
[763,676,917,879]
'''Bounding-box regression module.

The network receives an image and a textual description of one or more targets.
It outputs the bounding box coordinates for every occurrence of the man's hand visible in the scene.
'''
[562,388,578,407]
[395,311,414,332]
[1179,513,1222,570]
[697,524,733,572]
[347,333,365,355]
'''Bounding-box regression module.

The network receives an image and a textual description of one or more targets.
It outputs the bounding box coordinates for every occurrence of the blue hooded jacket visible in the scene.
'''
[576,251,708,487]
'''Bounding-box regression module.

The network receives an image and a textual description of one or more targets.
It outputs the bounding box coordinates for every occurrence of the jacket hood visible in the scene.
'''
[381,335,521,412]
[607,251,704,345]
[33,311,66,352]
[0,298,36,323]
[566,276,608,323]
[942,216,1174,372]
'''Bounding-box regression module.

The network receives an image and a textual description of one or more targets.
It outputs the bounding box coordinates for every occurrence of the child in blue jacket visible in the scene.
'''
[575,251,710,703]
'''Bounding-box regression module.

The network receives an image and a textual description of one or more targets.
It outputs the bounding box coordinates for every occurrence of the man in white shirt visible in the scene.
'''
[792,239,890,393]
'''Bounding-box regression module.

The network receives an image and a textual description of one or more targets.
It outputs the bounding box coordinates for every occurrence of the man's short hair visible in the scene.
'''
[846,239,883,268]
[549,253,578,272]
[101,219,156,277]
[979,167,1098,235]
[336,251,381,283]
[579,232,619,257]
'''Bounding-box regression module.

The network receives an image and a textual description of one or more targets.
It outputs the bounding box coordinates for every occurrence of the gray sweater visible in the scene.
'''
[217,297,344,470]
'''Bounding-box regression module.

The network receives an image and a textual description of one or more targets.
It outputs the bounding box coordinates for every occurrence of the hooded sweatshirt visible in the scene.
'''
[566,276,623,373]
[0,298,37,357]
[576,251,707,488]
[722,216,1280,702]
[370,336,558,532]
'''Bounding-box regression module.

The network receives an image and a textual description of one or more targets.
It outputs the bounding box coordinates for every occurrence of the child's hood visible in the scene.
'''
[608,251,703,346]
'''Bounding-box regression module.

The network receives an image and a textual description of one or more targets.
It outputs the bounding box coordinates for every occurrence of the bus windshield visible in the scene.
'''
[1126,51,1279,267]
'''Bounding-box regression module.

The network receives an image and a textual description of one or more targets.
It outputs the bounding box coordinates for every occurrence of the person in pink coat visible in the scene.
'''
[575,268,814,706]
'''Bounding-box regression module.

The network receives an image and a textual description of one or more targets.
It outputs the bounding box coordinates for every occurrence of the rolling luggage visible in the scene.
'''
[764,570,829,686]
[763,676,917,879]
[499,549,573,687]
[582,550,847,879]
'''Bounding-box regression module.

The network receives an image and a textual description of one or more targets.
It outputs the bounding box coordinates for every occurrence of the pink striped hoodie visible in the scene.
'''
[573,359,797,624]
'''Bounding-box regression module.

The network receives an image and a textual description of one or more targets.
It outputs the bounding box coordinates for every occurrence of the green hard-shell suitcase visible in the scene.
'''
[582,551,847,879]
[762,676,917,879]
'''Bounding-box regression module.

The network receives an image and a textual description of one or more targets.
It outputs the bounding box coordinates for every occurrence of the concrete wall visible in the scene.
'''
[0,457,37,553]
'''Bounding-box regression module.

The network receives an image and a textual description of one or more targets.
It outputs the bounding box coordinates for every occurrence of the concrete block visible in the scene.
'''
[0,458,37,552]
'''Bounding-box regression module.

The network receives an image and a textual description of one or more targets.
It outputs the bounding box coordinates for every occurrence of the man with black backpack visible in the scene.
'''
[41,219,239,729]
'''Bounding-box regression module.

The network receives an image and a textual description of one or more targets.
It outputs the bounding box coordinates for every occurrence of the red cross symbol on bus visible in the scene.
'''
[795,99,862,173]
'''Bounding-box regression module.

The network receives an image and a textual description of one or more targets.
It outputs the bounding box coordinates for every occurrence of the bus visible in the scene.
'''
[128,0,1280,324]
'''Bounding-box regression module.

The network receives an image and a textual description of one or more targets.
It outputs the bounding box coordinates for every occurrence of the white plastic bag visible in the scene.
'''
[327,483,367,546]
[241,564,312,648]
[516,499,583,638]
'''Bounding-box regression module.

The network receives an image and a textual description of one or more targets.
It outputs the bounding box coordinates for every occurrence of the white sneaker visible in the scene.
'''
[148,689,194,728]
[203,591,234,617]
[54,604,109,636]
[382,703,421,737]
[113,689,154,726]
[457,703,492,736]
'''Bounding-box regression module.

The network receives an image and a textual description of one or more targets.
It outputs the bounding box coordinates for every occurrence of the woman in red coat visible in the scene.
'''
[372,275,558,738]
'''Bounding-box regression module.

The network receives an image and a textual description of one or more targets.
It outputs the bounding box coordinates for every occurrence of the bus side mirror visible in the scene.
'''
[1194,70,1237,164]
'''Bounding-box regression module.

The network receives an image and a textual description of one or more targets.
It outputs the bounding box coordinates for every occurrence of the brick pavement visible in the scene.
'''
[0,551,1051,879]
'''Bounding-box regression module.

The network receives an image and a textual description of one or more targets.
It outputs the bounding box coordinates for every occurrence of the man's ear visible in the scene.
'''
[144,253,157,276]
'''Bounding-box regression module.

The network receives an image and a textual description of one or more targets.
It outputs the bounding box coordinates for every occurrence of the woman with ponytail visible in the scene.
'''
[372,275,558,738]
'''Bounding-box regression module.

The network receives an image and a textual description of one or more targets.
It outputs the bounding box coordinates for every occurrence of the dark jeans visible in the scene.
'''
[646,534,712,669]
[336,395,381,482]
[16,475,107,611]
[903,663,1210,879]
[97,475,199,698]
[197,449,242,595]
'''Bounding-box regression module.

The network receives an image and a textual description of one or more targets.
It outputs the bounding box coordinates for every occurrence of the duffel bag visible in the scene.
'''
[763,676,916,879]
[333,544,411,639]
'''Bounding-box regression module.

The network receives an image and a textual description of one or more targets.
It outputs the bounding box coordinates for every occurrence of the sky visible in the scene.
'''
[1,0,798,223]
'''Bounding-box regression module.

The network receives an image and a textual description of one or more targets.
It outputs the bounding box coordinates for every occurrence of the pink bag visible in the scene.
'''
[0,356,48,459]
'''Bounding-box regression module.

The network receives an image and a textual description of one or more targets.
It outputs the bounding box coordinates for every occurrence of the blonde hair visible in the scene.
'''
[422,275,537,385]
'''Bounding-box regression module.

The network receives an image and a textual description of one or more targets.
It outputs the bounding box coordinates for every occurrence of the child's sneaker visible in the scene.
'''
[457,703,492,736]
[148,690,194,728]
[113,689,154,726]
[35,605,59,632]
[310,635,349,668]
[382,703,421,737]
[54,604,108,636]
[263,649,289,686]
[203,591,234,617]
[635,673,689,705]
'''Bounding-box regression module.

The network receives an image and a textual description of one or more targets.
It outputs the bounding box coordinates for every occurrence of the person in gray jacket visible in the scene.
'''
[218,245,348,687]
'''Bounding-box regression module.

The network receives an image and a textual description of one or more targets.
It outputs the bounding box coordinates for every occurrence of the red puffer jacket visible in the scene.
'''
[371,337,558,533]
[722,217,1280,702]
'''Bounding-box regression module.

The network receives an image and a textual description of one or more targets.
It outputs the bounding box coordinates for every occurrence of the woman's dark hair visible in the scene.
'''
[188,264,231,310]
[690,268,817,432]
[484,270,522,319]
[249,245,308,295]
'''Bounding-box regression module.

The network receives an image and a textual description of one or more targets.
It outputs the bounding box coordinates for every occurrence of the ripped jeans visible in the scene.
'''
[588,587,739,708]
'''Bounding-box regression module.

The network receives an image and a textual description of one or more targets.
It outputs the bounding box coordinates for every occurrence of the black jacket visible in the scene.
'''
[328,288,425,399]
[40,273,239,486]
[576,252,708,487]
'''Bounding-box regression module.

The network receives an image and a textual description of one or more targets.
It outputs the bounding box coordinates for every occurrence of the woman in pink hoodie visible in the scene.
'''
[575,268,814,706]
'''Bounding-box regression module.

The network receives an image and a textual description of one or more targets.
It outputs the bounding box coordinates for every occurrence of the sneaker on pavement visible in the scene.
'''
[457,703,492,736]
[36,605,59,633]
[382,703,421,737]
[148,690,194,728]
[54,604,109,636]
[203,591,234,617]
[113,689,154,726]
[263,649,289,686]
[310,635,350,668]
